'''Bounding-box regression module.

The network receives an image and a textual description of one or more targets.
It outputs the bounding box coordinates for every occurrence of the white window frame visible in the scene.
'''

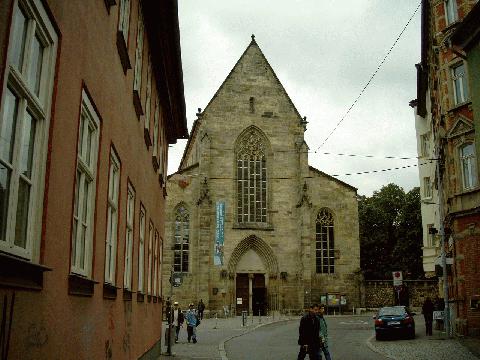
[452,62,469,105]
[118,0,131,44]
[0,0,57,260]
[423,177,432,199]
[138,204,146,293]
[426,224,434,248]
[158,236,163,298]
[144,58,152,132]
[460,143,478,190]
[153,229,159,296]
[71,91,100,276]
[147,220,153,295]
[123,182,135,290]
[133,6,144,93]
[105,149,121,285]
[153,99,159,158]
[444,0,458,25]
[420,133,429,157]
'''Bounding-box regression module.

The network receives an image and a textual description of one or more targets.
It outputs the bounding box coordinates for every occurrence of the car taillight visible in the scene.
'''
[375,319,383,326]
[403,316,413,324]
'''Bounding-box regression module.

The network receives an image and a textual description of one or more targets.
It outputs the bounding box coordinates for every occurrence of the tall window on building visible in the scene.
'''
[236,128,267,224]
[423,177,432,199]
[174,205,189,273]
[426,224,435,247]
[444,0,458,25]
[147,221,153,295]
[452,63,469,105]
[0,0,58,260]
[460,143,478,190]
[133,6,144,95]
[138,205,146,293]
[420,133,429,157]
[105,150,120,284]
[316,209,335,274]
[123,183,135,290]
[118,0,131,43]
[153,230,159,296]
[144,59,152,134]
[71,91,100,276]
[153,99,159,162]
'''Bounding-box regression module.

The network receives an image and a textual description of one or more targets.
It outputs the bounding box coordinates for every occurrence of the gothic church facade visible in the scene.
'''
[162,37,362,313]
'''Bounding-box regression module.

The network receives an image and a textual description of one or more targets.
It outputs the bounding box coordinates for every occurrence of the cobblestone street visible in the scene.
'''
[158,314,480,360]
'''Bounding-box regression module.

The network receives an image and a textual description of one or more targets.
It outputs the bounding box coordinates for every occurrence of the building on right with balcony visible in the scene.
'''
[411,0,480,336]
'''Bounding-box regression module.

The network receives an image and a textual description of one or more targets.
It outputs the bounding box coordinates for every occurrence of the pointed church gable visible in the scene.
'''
[447,115,474,139]
[202,37,304,122]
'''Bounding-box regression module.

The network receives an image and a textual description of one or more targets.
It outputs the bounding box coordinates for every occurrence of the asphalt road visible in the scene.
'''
[225,316,389,360]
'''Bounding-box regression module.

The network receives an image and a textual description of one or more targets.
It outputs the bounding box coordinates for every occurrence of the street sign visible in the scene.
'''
[392,271,403,286]
[170,272,183,287]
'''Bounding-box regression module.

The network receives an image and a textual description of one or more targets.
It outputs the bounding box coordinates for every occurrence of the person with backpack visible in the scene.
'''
[186,303,199,343]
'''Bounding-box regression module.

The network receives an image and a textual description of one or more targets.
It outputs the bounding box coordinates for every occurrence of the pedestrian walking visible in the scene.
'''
[198,299,206,320]
[422,297,434,336]
[297,304,320,360]
[172,301,184,343]
[186,303,198,343]
[316,304,332,360]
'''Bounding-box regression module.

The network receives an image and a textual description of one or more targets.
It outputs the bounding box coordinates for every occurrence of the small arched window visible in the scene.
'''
[236,128,267,224]
[316,209,334,274]
[460,143,477,190]
[174,205,189,272]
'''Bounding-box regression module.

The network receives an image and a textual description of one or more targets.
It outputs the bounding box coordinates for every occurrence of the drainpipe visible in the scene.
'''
[435,142,451,337]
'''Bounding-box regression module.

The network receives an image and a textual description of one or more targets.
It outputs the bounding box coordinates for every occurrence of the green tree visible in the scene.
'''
[359,184,423,279]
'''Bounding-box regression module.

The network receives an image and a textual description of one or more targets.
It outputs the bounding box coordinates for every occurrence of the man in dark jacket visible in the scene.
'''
[198,299,206,320]
[297,304,320,360]
[172,302,184,343]
[422,297,434,336]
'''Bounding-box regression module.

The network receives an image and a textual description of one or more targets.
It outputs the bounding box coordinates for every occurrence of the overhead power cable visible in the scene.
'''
[314,1,422,151]
[169,162,433,180]
[331,163,426,177]
[316,152,422,160]
[203,146,421,161]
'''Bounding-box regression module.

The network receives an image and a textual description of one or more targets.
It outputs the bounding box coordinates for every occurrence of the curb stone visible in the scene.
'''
[365,334,397,360]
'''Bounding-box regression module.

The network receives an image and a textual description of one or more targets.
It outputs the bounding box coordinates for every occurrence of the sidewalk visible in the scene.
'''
[157,313,293,360]
[368,317,480,360]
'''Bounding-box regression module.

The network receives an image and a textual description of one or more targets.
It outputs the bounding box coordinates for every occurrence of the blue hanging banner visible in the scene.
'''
[214,201,225,266]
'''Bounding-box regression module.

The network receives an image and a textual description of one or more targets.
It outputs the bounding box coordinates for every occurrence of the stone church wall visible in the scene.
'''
[162,38,363,313]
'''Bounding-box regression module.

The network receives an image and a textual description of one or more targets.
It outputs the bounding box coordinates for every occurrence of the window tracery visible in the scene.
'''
[236,128,267,224]
[316,208,335,274]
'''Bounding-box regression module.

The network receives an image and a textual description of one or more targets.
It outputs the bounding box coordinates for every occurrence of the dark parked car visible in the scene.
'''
[373,306,415,340]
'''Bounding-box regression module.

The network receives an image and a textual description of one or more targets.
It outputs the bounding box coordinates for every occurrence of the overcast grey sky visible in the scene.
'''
[170,0,422,196]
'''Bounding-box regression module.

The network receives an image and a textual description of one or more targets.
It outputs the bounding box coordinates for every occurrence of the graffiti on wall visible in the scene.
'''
[26,323,48,348]
[105,339,113,360]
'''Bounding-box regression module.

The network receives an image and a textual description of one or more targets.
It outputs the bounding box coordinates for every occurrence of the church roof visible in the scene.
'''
[309,166,358,192]
[179,35,304,170]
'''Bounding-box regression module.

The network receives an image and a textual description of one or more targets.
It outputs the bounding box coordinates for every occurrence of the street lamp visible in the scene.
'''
[435,143,451,337]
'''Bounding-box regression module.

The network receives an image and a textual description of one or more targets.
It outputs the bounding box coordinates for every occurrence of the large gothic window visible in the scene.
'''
[174,205,189,272]
[316,209,335,274]
[236,128,267,224]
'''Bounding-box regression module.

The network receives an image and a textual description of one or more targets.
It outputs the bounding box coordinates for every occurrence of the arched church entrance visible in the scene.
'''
[228,235,279,316]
